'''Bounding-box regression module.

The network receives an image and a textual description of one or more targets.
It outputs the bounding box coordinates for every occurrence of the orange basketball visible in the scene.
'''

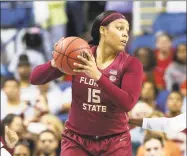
[53,37,91,75]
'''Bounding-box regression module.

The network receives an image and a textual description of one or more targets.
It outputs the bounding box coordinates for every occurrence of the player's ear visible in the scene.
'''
[99,26,107,36]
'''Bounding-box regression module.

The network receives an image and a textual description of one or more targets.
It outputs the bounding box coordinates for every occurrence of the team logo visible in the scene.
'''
[109,75,116,82]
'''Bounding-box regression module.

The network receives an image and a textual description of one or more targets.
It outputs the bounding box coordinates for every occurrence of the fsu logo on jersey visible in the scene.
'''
[109,69,117,82]
[109,75,116,82]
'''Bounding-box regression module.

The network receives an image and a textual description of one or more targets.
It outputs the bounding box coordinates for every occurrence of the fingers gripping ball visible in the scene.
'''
[53,37,91,75]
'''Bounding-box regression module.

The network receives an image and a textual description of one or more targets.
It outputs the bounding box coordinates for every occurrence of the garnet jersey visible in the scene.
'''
[30,46,143,136]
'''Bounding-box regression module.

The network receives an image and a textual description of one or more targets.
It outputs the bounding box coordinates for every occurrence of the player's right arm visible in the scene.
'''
[30,59,63,85]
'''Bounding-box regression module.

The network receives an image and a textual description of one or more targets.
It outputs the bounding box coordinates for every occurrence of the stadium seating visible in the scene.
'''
[172,34,187,48]
[153,13,186,37]
[128,34,156,54]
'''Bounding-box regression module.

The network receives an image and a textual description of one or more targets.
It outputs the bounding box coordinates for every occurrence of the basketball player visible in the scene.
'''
[129,112,186,133]
[30,11,143,156]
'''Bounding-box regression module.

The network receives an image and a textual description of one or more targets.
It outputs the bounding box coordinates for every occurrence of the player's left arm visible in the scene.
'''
[96,58,143,112]
[74,52,143,112]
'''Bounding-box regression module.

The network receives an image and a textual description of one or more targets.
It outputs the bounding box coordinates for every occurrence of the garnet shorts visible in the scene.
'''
[61,129,132,156]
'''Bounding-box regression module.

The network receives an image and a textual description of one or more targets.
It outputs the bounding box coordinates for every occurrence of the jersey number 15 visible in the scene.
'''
[88,88,101,103]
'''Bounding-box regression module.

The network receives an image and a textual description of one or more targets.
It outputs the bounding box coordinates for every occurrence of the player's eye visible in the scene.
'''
[117,26,123,31]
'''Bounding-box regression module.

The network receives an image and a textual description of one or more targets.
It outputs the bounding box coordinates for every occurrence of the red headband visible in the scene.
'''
[100,13,126,26]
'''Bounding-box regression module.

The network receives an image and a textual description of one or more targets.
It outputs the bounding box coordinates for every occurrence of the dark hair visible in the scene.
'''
[155,31,172,42]
[173,43,186,65]
[134,47,156,71]
[2,77,20,88]
[18,54,30,67]
[89,10,119,45]
[22,31,42,49]
[0,114,19,139]
[39,129,58,140]
[15,139,34,156]
[144,132,164,147]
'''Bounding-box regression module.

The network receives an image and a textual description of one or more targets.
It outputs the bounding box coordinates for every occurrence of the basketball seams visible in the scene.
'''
[53,38,64,63]
[60,37,79,69]
[54,50,82,62]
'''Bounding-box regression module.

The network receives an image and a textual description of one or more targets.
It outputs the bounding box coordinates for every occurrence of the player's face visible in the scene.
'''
[3,80,20,100]
[144,139,164,156]
[167,93,183,112]
[14,145,30,156]
[177,44,186,63]
[104,19,129,52]
[156,35,172,52]
[39,132,58,154]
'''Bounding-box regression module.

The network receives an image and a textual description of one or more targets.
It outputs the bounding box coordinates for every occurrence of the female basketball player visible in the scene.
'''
[30,11,143,156]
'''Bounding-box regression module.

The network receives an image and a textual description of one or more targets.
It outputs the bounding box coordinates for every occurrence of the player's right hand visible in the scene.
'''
[5,126,19,149]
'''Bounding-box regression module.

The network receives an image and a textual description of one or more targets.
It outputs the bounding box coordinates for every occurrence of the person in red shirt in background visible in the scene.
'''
[154,32,174,90]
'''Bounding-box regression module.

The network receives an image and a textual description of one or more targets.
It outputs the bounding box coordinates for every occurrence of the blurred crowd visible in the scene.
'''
[1,1,186,156]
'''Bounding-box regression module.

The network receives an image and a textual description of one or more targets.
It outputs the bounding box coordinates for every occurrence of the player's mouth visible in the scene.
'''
[121,40,126,46]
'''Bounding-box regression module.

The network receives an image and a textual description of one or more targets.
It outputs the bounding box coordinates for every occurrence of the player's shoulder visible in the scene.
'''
[118,52,142,67]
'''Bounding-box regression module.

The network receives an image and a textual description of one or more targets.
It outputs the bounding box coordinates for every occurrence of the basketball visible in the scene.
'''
[53,37,91,75]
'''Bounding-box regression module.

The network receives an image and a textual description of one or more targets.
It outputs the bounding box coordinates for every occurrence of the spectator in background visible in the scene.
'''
[137,130,181,156]
[39,114,64,141]
[166,91,183,117]
[164,43,186,91]
[180,80,186,112]
[35,82,72,115]
[17,54,39,104]
[130,101,154,156]
[13,140,33,156]
[37,130,59,156]
[41,1,68,60]
[165,91,186,154]
[1,114,25,140]
[139,81,157,108]
[142,133,165,156]
[66,1,86,37]
[1,78,30,119]
[134,48,156,84]
[8,27,45,74]
[154,32,174,90]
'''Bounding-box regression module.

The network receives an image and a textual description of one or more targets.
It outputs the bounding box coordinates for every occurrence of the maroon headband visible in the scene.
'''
[100,13,126,26]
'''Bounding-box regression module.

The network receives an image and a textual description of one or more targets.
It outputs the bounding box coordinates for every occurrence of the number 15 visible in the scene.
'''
[88,88,101,103]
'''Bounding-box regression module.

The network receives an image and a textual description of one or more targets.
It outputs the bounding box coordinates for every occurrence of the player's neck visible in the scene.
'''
[97,41,116,63]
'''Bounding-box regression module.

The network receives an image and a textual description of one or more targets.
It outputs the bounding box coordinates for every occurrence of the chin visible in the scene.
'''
[117,46,125,52]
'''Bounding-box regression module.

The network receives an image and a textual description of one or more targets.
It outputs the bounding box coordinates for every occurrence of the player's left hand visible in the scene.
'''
[73,50,102,81]
[5,126,19,149]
